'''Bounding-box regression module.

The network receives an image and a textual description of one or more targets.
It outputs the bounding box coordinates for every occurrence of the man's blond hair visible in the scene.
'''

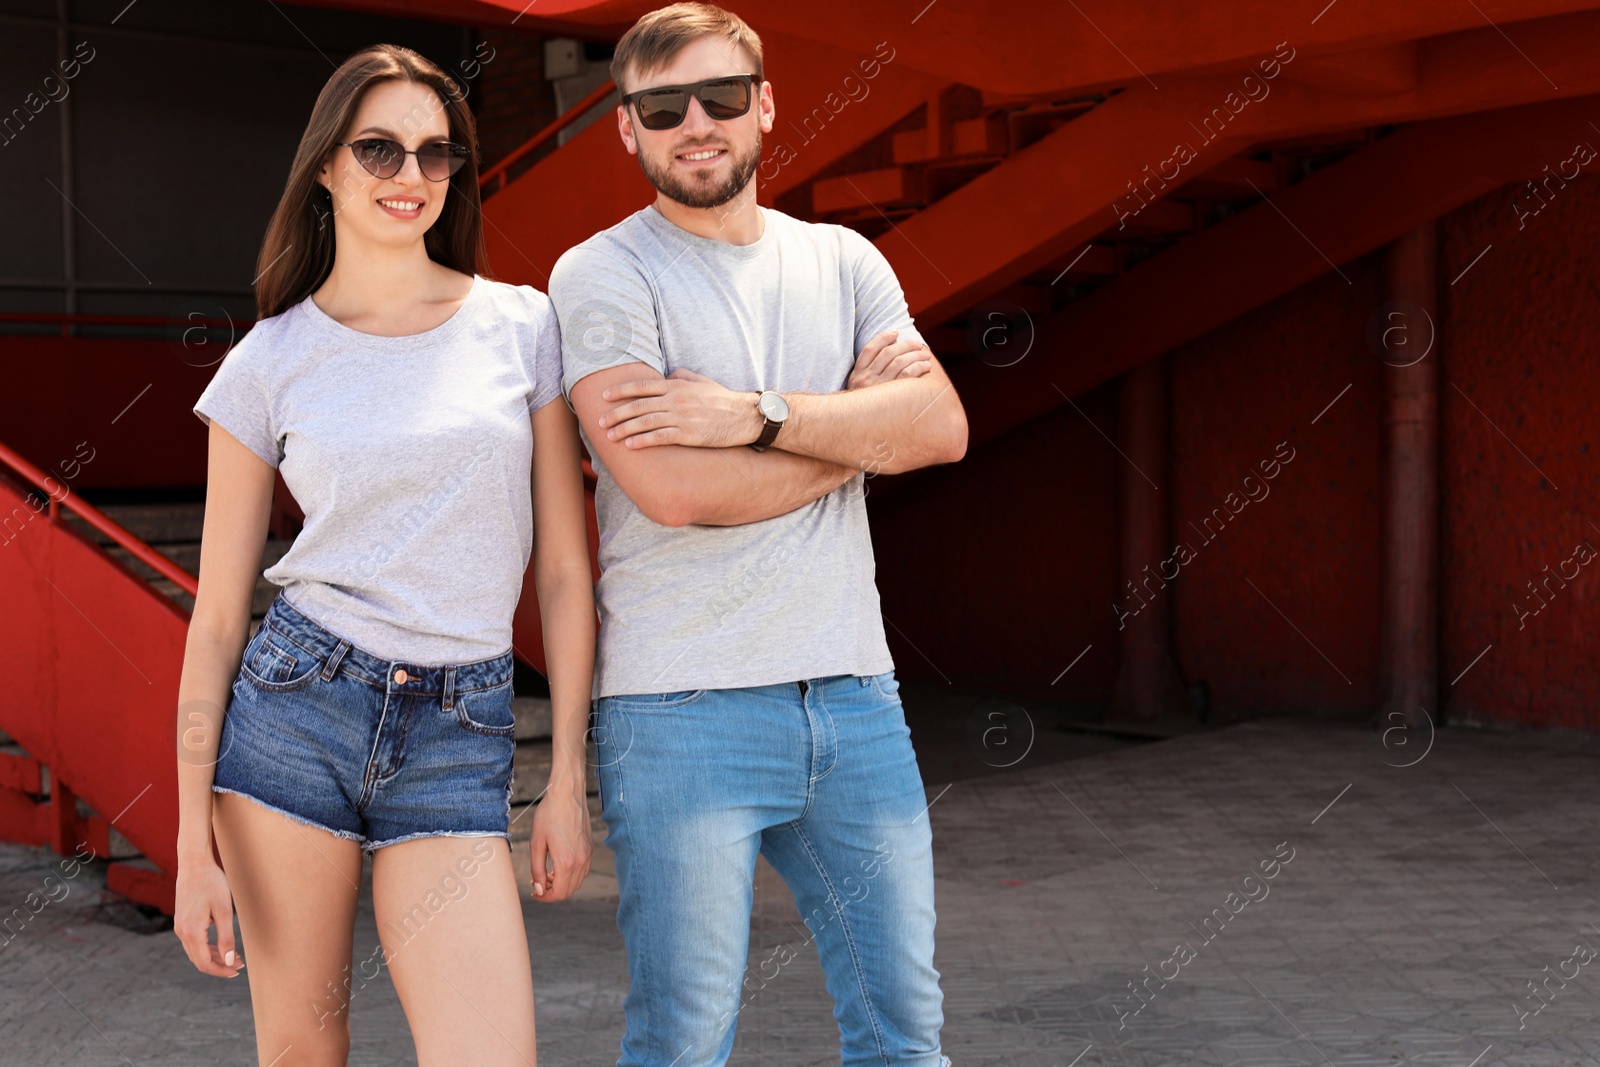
[611,2,764,96]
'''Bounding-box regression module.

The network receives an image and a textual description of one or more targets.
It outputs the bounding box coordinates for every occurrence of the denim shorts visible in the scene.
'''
[212,594,517,852]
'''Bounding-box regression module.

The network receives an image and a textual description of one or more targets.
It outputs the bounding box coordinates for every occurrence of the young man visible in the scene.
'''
[547,5,966,1064]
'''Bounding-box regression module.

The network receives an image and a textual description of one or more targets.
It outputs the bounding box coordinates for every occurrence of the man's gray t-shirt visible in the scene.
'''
[549,204,922,699]
[192,275,564,665]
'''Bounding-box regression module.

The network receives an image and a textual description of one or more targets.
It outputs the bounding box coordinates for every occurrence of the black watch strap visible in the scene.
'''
[750,416,782,452]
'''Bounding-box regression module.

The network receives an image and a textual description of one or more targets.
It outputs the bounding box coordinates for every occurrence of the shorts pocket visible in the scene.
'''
[454,680,516,737]
[604,689,705,710]
[239,625,324,693]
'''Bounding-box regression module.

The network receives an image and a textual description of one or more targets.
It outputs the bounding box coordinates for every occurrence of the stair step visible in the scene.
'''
[107,825,139,860]
[892,114,1008,166]
[102,538,290,576]
[510,738,599,807]
[249,578,277,618]
[99,536,288,619]
[512,696,552,741]
[108,541,201,572]
[145,574,279,618]
[507,793,605,846]
[72,501,206,545]
[511,741,552,805]
[812,167,926,216]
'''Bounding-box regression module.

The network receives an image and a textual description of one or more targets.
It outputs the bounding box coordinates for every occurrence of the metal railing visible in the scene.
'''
[0,437,199,597]
[480,79,618,194]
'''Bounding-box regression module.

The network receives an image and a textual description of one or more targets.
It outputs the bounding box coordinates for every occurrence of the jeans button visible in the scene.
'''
[394,668,408,684]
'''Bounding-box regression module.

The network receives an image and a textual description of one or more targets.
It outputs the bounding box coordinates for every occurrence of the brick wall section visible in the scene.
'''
[470,29,559,182]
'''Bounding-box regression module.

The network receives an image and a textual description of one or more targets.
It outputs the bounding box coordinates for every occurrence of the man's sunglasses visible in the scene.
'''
[334,138,471,182]
[621,73,761,131]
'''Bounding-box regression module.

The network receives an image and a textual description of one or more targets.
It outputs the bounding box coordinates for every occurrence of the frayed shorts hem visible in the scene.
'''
[211,786,510,854]
[363,829,510,853]
[211,785,366,845]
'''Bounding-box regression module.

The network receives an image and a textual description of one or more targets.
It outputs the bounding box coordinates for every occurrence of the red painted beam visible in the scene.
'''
[945,90,1600,454]
[886,7,1600,326]
[281,0,625,36]
[284,0,1600,99]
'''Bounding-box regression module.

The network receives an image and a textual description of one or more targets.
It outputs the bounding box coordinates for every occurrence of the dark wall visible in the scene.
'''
[871,175,1599,731]
[867,379,1122,709]
[0,0,478,320]
[1166,252,1385,718]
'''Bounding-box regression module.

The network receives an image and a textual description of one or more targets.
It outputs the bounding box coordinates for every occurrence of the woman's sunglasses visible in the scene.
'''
[335,138,471,182]
[621,73,761,131]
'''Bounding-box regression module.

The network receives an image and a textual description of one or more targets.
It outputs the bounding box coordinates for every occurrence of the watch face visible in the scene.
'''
[759,391,789,421]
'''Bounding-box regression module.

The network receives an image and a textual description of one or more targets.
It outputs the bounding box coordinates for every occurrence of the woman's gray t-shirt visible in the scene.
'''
[192,274,563,665]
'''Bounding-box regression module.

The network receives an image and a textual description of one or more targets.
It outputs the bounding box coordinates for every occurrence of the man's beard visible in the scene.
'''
[638,131,762,209]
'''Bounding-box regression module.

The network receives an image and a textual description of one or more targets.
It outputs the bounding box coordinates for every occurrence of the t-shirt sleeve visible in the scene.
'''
[519,287,565,415]
[548,243,666,402]
[192,332,282,468]
[844,227,926,355]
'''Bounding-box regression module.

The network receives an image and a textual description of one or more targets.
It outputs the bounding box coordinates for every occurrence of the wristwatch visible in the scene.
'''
[749,390,789,452]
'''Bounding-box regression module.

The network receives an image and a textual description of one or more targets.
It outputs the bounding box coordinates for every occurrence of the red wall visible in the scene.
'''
[0,336,211,490]
[1440,176,1600,731]
[867,379,1122,707]
[872,176,1598,730]
[1167,256,1385,717]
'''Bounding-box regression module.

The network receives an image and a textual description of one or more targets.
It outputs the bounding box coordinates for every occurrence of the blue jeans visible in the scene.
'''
[593,671,948,1067]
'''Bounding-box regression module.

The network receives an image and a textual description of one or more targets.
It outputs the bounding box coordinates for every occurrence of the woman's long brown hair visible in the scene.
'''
[254,44,491,320]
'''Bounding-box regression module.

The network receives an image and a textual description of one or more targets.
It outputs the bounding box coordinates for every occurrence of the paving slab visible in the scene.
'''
[1,712,1596,1066]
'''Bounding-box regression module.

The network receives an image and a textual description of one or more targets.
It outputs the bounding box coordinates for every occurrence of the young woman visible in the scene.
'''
[171,44,594,1066]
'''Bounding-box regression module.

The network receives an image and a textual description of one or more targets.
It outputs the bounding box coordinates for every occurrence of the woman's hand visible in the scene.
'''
[846,330,932,390]
[174,859,244,977]
[528,776,593,903]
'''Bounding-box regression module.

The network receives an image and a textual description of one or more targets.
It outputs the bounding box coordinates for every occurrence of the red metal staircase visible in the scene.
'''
[0,441,196,911]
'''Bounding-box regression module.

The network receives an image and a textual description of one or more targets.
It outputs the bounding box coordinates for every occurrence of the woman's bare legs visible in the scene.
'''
[212,792,364,1066]
[372,836,536,1066]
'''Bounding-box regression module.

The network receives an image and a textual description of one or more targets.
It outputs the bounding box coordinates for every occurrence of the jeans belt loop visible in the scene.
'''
[320,639,350,682]
[443,665,457,711]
